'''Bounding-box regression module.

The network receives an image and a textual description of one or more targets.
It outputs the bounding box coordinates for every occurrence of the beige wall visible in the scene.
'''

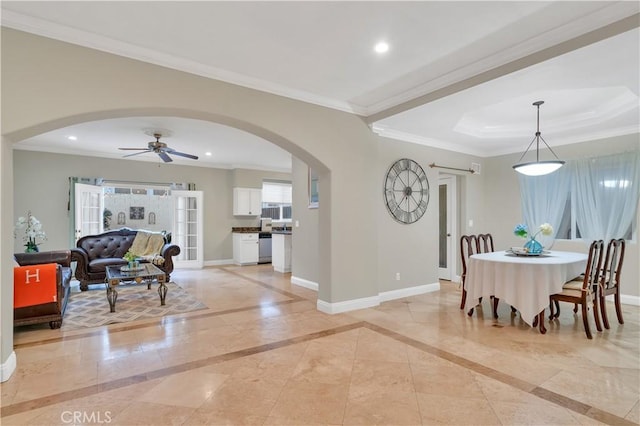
[377,136,485,290]
[1,136,15,373]
[291,157,320,284]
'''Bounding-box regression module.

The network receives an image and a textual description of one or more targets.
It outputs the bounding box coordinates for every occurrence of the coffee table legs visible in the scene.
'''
[106,282,119,313]
[106,274,167,312]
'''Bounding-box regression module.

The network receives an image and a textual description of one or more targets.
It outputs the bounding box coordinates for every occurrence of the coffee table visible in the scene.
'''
[105,263,167,313]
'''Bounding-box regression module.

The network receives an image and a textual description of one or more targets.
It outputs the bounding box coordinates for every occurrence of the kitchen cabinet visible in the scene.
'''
[233,187,262,216]
[272,233,292,273]
[233,232,259,265]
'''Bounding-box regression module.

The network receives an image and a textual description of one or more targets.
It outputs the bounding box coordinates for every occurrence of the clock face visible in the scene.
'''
[384,158,430,224]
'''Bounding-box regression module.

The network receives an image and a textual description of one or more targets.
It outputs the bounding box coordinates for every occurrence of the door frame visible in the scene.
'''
[438,174,457,280]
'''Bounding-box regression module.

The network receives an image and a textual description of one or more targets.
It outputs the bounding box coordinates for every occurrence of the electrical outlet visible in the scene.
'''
[395,272,401,281]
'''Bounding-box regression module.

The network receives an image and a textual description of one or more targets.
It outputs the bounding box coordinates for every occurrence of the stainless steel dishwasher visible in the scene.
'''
[258,232,272,263]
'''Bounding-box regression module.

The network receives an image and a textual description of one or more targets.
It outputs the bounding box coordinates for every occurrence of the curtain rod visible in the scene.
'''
[428,163,475,174]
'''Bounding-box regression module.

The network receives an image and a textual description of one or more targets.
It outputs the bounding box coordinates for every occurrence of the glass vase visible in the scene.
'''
[524,237,543,254]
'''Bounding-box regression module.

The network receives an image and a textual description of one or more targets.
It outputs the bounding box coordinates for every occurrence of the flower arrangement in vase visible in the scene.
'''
[123,250,140,269]
[513,223,554,254]
[15,211,47,253]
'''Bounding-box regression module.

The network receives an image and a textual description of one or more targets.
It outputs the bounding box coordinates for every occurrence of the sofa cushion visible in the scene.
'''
[14,263,58,308]
[88,258,127,274]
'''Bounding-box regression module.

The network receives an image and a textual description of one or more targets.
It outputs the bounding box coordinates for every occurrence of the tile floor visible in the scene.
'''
[1,264,639,425]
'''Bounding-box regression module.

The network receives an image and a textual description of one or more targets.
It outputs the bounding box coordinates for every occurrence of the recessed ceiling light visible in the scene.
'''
[205,152,212,156]
[374,41,389,54]
[67,135,78,141]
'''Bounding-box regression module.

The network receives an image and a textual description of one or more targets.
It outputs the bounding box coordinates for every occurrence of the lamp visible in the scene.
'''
[513,101,565,176]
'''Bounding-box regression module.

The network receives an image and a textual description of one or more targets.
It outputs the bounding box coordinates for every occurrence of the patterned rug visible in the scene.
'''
[62,282,207,330]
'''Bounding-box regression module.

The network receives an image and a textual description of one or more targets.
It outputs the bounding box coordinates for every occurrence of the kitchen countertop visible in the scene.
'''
[231,227,261,233]
[231,226,292,234]
[272,227,292,235]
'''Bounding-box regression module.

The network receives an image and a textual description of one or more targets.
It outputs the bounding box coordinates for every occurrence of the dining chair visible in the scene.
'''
[549,239,604,339]
[459,234,478,314]
[599,238,626,329]
[476,233,494,253]
[476,233,503,318]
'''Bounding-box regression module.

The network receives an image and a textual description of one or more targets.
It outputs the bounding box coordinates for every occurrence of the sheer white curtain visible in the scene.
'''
[573,151,640,241]
[518,165,571,248]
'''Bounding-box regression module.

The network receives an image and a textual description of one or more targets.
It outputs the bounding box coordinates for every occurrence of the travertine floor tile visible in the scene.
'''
[3,266,638,426]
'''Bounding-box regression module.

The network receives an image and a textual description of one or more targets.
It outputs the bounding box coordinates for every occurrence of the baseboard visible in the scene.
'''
[617,294,640,306]
[0,351,16,382]
[291,276,318,291]
[204,259,234,267]
[379,282,440,302]
[317,282,442,314]
[317,295,380,314]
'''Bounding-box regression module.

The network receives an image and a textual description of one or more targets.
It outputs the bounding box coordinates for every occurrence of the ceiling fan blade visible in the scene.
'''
[123,150,152,158]
[168,150,199,160]
[119,147,149,151]
[158,151,173,163]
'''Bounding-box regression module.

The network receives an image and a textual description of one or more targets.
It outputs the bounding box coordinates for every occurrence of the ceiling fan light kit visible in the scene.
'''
[513,101,565,176]
[119,132,199,163]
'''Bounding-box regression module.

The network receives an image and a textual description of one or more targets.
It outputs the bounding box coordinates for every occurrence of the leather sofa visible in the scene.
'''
[14,250,72,329]
[71,228,180,291]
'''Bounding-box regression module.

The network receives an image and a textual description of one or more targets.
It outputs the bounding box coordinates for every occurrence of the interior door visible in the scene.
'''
[74,183,103,243]
[438,175,457,280]
[172,190,203,269]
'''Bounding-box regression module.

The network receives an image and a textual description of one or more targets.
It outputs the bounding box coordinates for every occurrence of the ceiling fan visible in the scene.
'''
[119,132,198,163]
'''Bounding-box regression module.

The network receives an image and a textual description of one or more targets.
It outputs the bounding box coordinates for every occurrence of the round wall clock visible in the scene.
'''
[384,158,430,224]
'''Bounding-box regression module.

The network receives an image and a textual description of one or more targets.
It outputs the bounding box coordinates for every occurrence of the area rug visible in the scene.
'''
[62,282,207,330]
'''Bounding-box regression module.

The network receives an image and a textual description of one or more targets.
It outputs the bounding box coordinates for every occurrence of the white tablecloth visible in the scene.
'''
[465,250,588,326]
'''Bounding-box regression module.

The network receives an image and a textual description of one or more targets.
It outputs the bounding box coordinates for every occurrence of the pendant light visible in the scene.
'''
[513,101,565,176]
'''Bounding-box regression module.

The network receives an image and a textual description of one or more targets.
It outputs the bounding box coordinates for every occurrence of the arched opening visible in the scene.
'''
[6,106,331,340]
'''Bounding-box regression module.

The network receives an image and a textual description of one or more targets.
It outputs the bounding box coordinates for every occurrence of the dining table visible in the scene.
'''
[464,250,588,333]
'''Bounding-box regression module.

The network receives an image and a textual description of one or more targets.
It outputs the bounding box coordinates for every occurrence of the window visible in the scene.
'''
[522,151,639,242]
[262,181,292,221]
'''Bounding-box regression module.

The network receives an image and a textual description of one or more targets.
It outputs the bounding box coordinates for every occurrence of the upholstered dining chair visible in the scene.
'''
[599,238,626,329]
[549,240,604,339]
[459,234,478,314]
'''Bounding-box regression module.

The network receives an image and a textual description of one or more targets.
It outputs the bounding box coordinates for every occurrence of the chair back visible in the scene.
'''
[601,239,625,292]
[460,234,478,282]
[581,240,605,291]
[477,233,494,253]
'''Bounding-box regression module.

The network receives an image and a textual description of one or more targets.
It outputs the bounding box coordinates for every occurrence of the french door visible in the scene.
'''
[172,190,204,268]
[72,184,204,269]
[74,183,103,243]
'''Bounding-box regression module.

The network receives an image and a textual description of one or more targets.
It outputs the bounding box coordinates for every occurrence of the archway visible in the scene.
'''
[3,108,332,381]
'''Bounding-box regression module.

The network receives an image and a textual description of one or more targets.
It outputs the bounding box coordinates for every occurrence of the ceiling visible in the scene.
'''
[3,1,639,171]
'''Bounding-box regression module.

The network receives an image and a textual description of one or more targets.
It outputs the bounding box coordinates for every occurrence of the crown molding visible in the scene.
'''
[373,124,640,158]
[1,10,366,116]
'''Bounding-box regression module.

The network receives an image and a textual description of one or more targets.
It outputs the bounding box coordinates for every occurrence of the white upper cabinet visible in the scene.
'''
[233,187,262,216]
